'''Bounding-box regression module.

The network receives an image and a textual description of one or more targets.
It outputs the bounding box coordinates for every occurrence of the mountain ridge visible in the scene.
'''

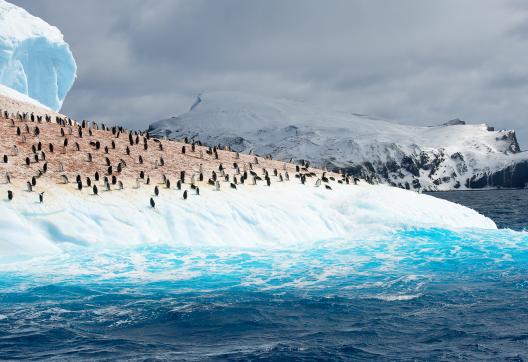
[149,91,527,191]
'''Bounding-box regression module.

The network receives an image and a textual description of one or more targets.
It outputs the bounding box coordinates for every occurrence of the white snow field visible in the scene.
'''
[149,91,527,191]
[0,0,76,111]
[0,181,496,258]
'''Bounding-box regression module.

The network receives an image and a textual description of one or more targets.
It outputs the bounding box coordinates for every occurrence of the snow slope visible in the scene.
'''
[0,83,50,109]
[0,0,76,111]
[0,181,495,258]
[149,92,528,191]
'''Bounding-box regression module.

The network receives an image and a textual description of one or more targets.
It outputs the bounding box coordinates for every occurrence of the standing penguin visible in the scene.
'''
[38,192,44,203]
[154,185,159,196]
[7,190,13,201]
[150,197,155,208]
[183,190,188,200]
[93,184,98,195]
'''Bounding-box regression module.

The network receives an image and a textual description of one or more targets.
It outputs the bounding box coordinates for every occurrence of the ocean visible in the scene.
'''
[1,189,528,360]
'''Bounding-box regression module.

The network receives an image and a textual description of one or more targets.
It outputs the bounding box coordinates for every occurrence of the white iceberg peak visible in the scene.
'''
[0,0,77,111]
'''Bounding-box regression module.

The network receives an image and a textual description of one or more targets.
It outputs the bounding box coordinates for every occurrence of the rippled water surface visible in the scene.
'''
[1,190,528,360]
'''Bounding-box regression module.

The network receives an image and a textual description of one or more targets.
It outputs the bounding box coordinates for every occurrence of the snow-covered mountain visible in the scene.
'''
[0,0,76,111]
[149,91,528,191]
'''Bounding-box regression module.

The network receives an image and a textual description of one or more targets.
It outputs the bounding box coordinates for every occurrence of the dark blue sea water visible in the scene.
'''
[1,190,528,361]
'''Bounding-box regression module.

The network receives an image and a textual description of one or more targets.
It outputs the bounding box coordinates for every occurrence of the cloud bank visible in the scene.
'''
[11,0,528,146]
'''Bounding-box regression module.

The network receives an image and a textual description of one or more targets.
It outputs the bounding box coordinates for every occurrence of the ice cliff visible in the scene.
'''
[0,182,496,258]
[149,92,528,191]
[0,0,76,111]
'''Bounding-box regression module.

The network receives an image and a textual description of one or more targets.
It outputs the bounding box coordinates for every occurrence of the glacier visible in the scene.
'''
[149,91,528,191]
[0,181,495,259]
[0,0,76,111]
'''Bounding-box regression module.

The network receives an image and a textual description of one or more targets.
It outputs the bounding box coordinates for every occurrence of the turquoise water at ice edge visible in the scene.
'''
[1,190,528,361]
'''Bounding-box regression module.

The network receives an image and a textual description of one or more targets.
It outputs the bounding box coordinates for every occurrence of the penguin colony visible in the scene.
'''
[0,109,360,207]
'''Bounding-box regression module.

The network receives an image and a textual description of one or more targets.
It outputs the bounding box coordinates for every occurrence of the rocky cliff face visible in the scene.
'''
[149,91,528,191]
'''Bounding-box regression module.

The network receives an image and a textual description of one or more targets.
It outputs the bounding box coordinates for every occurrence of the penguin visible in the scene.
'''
[26,181,32,192]
[230,183,237,189]
[154,185,159,196]
[196,187,200,195]
[93,184,98,195]
[266,177,271,187]
[76,174,81,184]
[146,176,150,185]
[61,175,69,184]
[180,170,185,183]
[38,192,44,203]
[112,175,117,185]
[150,197,155,208]
[49,143,54,153]
[95,171,100,181]
[86,177,92,187]
[183,190,188,200]
[105,180,111,191]
[7,190,13,201]
[3,155,7,163]
[43,162,48,173]
[25,157,30,166]
[177,180,182,190]
[182,146,186,154]
[138,155,143,164]
[77,181,83,191]
[139,170,145,179]
[325,185,332,190]
[166,179,171,189]
[118,180,123,190]
[31,176,36,186]
[315,179,321,187]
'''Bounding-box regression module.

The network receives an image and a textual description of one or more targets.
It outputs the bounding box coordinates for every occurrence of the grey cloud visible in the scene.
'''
[10,0,528,146]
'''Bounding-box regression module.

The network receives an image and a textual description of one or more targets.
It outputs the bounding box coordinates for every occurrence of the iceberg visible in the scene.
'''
[0,181,496,258]
[0,0,76,111]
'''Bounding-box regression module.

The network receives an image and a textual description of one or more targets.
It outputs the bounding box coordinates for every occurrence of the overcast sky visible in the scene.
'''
[11,0,528,146]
